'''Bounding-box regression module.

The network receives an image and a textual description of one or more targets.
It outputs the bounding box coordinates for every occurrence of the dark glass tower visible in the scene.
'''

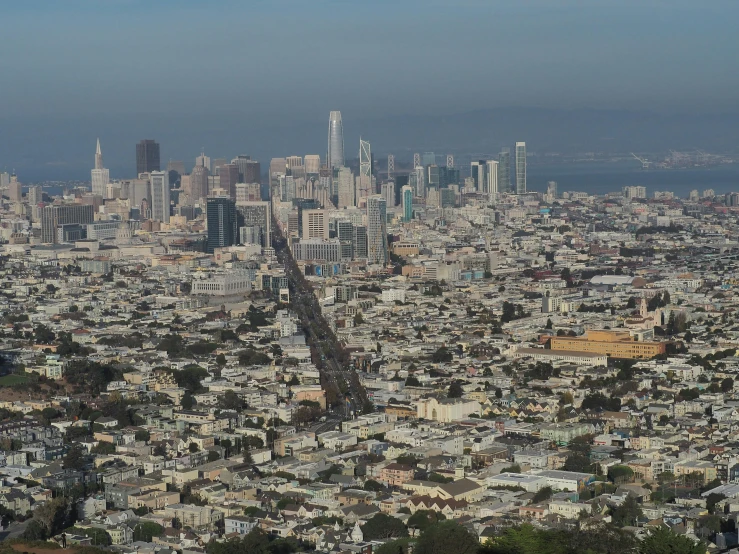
[136,139,160,175]
[206,197,238,253]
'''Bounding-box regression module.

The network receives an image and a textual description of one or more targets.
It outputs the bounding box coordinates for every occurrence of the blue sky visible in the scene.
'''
[1,0,738,180]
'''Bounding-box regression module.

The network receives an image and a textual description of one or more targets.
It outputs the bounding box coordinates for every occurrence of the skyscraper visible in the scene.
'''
[91,138,110,197]
[515,142,527,194]
[8,174,22,203]
[149,171,170,223]
[237,201,272,247]
[498,148,511,193]
[196,152,211,172]
[219,163,239,200]
[302,209,329,239]
[402,185,413,222]
[381,182,395,208]
[327,111,344,168]
[337,167,355,208]
[189,165,209,201]
[232,156,261,183]
[304,155,321,175]
[470,161,485,192]
[486,160,499,197]
[136,139,160,175]
[366,196,388,265]
[41,204,94,244]
[206,197,238,253]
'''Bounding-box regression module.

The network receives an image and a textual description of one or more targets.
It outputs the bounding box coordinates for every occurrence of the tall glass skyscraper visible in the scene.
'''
[402,185,413,222]
[206,197,237,253]
[515,142,527,194]
[327,111,344,169]
[498,148,511,193]
[366,196,387,265]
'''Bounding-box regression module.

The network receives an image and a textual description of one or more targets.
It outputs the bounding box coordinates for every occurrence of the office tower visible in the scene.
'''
[394,174,408,207]
[167,160,186,176]
[91,138,110,197]
[8,174,22,203]
[327,111,344,168]
[411,166,425,197]
[28,185,42,206]
[547,181,558,199]
[366,196,388,265]
[136,139,160,175]
[470,161,485,192]
[41,204,94,243]
[402,185,413,222]
[206,197,237,253]
[302,209,329,239]
[235,183,261,203]
[422,152,436,167]
[515,142,526,194]
[353,225,368,259]
[486,160,499,196]
[232,156,261,183]
[212,158,227,174]
[195,151,211,172]
[304,155,321,175]
[623,186,647,199]
[270,158,286,180]
[149,171,170,223]
[336,220,354,259]
[427,165,440,189]
[498,148,511,194]
[337,167,355,208]
[381,182,395,208]
[189,165,210,201]
[0,172,9,188]
[219,163,239,200]
[237,201,272,247]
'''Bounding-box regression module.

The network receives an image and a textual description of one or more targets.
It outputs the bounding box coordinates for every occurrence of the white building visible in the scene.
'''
[149,171,170,223]
[416,397,480,423]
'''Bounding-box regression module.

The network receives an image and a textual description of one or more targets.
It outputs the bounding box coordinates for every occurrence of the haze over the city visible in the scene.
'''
[3,0,739,180]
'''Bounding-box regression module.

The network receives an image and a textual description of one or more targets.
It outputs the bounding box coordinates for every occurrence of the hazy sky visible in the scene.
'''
[2,0,738,180]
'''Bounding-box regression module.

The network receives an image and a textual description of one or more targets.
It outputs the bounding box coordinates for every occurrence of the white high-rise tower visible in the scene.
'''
[515,142,527,194]
[91,138,110,197]
[327,111,344,169]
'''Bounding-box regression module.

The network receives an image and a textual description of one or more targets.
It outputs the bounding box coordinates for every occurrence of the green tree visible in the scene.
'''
[607,465,634,484]
[63,444,87,470]
[407,509,445,532]
[74,526,112,546]
[415,521,479,554]
[216,353,227,366]
[531,486,553,503]
[611,494,643,527]
[364,479,385,492]
[181,392,195,410]
[447,381,464,398]
[405,375,421,387]
[638,527,703,554]
[361,513,409,540]
[22,520,48,540]
[133,522,164,542]
[375,539,411,554]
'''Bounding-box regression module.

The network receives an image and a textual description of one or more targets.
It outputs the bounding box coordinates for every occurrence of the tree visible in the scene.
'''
[133,522,164,542]
[188,442,199,453]
[361,513,409,541]
[706,492,726,514]
[607,465,634,485]
[415,521,479,554]
[564,454,591,473]
[375,539,411,554]
[135,430,151,442]
[364,479,385,492]
[545,318,553,329]
[721,377,734,392]
[63,444,87,470]
[638,527,703,554]
[531,486,553,503]
[32,496,69,537]
[405,375,421,387]
[221,389,244,410]
[74,527,112,546]
[432,346,453,364]
[447,381,464,398]
[611,494,643,527]
[407,510,445,532]
[216,353,227,366]
[181,392,195,410]
[22,520,48,540]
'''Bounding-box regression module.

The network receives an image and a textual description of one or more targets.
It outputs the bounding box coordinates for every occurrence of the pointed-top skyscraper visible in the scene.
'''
[91,138,110,197]
[327,111,344,169]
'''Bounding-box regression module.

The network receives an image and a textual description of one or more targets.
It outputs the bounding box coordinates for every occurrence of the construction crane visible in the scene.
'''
[631,153,650,170]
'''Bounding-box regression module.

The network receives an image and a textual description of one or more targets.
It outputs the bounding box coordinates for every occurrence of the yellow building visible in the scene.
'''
[549,329,665,360]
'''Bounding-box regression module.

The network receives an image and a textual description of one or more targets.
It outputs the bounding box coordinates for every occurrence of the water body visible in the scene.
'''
[527,161,739,198]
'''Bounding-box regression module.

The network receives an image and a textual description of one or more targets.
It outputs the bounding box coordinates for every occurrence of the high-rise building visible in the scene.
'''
[136,139,160,175]
[206,197,238,253]
[196,152,211,172]
[27,185,42,206]
[149,171,170,223]
[212,158,227,174]
[366,196,388,265]
[486,160,499,197]
[232,156,261,183]
[547,181,558,199]
[302,209,329,239]
[498,148,511,193]
[470,161,485,192]
[219,163,239,200]
[237,201,272,247]
[304,155,321,175]
[8,174,22,203]
[91,138,110,197]
[410,166,425,198]
[327,111,344,168]
[41,204,94,244]
[353,225,368,259]
[167,160,186,176]
[0,172,9,188]
[189,165,210,201]
[337,167,355,208]
[402,185,413,222]
[381,181,395,208]
[515,142,527,194]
